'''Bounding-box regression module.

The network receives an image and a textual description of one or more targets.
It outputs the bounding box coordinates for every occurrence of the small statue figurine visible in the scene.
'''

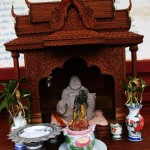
[69,90,89,131]
[51,75,108,127]
[51,76,96,126]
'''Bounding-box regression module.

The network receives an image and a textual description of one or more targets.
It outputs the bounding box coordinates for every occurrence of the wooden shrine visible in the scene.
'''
[5,0,143,137]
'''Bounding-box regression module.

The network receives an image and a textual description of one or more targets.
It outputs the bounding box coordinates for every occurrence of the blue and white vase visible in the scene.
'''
[125,104,144,142]
[11,116,27,149]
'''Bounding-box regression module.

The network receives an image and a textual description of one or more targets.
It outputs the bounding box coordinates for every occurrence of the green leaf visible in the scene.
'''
[0,98,7,111]
[0,78,31,123]
[9,116,13,124]
[124,83,129,90]
[70,145,84,150]
[0,93,6,99]
[140,78,146,87]
[25,97,31,109]
[7,97,16,109]
[65,135,71,144]
[127,76,133,81]
[26,112,31,120]
[8,80,19,93]
[23,106,29,110]
[0,82,8,86]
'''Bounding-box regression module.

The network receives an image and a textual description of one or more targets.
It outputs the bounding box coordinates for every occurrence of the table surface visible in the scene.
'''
[1,113,150,150]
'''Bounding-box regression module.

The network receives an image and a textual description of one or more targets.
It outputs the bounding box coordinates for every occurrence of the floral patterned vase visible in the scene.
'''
[62,125,95,150]
[11,116,27,149]
[125,104,144,142]
[110,123,122,140]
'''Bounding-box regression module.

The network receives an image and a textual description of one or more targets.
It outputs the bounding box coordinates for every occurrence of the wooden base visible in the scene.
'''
[116,107,126,121]
[30,113,42,123]
[95,125,110,139]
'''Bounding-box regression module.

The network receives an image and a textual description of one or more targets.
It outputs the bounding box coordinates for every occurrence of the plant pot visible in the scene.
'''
[11,116,27,150]
[125,104,144,142]
[62,125,95,150]
[11,116,27,131]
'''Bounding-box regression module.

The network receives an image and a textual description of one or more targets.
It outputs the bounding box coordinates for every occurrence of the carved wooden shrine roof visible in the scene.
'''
[5,0,143,51]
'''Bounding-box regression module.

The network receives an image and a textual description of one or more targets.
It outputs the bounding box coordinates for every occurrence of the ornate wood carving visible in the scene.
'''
[4,0,144,124]
[25,46,126,120]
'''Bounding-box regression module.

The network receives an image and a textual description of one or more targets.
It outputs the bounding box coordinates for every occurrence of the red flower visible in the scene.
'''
[130,120,135,125]
[134,118,144,132]
[112,128,117,133]
[75,137,91,147]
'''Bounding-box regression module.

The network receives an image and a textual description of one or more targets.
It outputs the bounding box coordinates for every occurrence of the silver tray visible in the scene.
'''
[8,123,61,144]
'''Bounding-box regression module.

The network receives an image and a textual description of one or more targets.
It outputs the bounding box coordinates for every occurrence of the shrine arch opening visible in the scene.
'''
[39,56,115,122]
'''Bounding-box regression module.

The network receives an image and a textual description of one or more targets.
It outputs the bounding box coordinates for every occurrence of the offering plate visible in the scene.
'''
[8,123,61,150]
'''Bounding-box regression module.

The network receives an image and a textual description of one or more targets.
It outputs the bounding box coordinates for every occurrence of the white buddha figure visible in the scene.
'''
[56,76,95,121]
[51,75,108,127]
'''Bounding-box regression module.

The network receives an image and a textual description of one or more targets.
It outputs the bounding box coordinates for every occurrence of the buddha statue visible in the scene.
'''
[51,75,108,127]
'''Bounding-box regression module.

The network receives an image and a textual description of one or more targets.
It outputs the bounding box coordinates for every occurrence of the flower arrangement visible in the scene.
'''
[0,78,31,124]
[124,76,147,107]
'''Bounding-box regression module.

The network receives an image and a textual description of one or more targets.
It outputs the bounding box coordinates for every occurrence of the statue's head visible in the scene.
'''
[69,76,82,90]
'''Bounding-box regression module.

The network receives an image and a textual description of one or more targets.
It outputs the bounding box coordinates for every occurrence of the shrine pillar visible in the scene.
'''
[11,52,20,79]
[129,45,138,76]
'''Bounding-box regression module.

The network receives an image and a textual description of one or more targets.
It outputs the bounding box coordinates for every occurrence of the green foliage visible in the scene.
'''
[124,76,147,107]
[65,135,72,144]
[70,145,84,150]
[0,77,31,123]
[69,141,94,150]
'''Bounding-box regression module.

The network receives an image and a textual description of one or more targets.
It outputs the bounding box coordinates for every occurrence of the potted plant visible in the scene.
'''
[124,76,147,142]
[0,78,31,128]
[124,76,147,107]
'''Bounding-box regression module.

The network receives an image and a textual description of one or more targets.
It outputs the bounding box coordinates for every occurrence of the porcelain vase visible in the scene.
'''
[62,125,95,150]
[13,116,27,128]
[125,104,144,142]
[110,123,122,140]
[11,116,27,150]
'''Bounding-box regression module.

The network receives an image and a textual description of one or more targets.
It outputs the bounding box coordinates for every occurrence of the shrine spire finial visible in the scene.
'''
[25,0,30,8]
[128,0,132,11]
[59,0,71,10]
[11,5,17,18]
